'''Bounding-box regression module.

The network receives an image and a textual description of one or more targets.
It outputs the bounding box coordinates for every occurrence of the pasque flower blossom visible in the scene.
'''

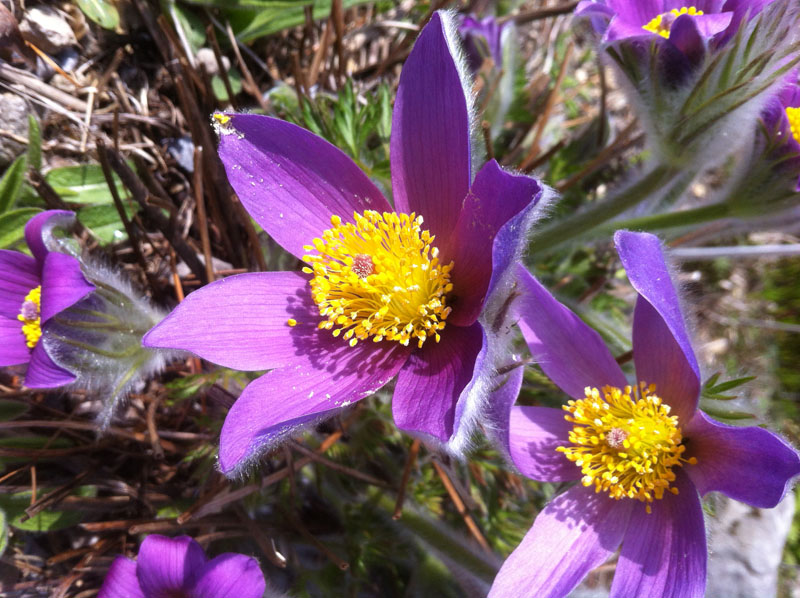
[98,535,265,598]
[0,210,94,387]
[144,12,546,475]
[459,14,511,73]
[489,231,800,598]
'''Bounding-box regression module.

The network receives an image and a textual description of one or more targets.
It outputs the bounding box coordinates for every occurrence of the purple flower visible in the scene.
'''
[459,14,510,73]
[0,210,94,388]
[143,12,545,475]
[98,535,266,598]
[760,73,800,192]
[575,0,772,48]
[488,230,800,598]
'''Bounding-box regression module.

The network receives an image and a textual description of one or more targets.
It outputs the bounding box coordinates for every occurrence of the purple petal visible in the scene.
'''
[610,470,706,598]
[23,343,75,388]
[217,114,391,260]
[607,0,664,25]
[0,316,31,366]
[143,271,321,372]
[445,160,541,326]
[483,359,524,456]
[391,12,471,246]
[691,12,733,37]
[508,406,579,482]
[24,210,75,267]
[40,252,94,323]
[0,250,39,319]
[684,410,800,508]
[192,554,266,598]
[513,264,627,400]
[668,14,705,64]
[98,557,145,598]
[614,231,700,423]
[219,340,409,475]
[488,485,633,598]
[136,535,207,597]
[392,322,484,443]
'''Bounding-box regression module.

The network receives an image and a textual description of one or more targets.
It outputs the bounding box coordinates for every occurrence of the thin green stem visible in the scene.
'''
[606,202,730,233]
[374,492,499,584]
[529,165,678,253]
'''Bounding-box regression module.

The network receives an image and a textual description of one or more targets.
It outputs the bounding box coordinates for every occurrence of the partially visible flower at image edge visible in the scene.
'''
[143,11,547,476]
[488,230,800,598]
[574,0,774,54]
[98,534,266,598]
[761,72,800,192]
[0,210,94,387]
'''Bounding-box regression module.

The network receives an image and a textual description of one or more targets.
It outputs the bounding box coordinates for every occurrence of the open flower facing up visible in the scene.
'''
[144,12,547,476]
[0,210,94,387]
[98,535,266,598]
[489,231,800,598]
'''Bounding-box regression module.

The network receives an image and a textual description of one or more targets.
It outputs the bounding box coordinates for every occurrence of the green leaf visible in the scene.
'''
[75,0,120,30]
[0,155,28,214]
[0,400,28,421]
[231,0,375,42]
[165,1,206,53]
[211,69,243,102]
[45,164,126,205]
[0,508,7,556]
[77,203,136,244]
[26,114,41,172]
[0,207,42,248]
[0,487,95,532]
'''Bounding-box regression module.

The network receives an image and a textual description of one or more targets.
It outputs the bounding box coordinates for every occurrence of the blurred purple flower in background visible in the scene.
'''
[488,231,800,598]
[98,535,266,598]
[459,14,510,73]
[0,210,94,388]
[144,12,546,476]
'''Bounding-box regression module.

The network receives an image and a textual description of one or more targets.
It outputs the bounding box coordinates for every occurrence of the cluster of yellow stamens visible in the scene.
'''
[557,383,697,513]
[300,211,454,348]
[787,107,800,145]
[642,6,704,38]
[17,286,42,349]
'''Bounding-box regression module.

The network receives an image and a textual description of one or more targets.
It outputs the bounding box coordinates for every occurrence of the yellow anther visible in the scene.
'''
[17,286,42,349]
[557,382,695,509]
[787,107,800,145]
[213,113,231,125]
[642,6,704,38]
[303,210,453,348]
[287,318,297,327]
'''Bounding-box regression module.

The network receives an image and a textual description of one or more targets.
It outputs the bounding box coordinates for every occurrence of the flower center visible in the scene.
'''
[17,286,42,349]
[301,211,454,348]
[787,107,800,145]
[556,383,697,512]
[642,6,704,38]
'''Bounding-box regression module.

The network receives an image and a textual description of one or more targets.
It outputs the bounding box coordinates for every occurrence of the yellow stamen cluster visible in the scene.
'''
[787,107,800,145]
[17,286,42,349]
[642,6,704,38]
[302,211,454,348]
[557,383,697,513]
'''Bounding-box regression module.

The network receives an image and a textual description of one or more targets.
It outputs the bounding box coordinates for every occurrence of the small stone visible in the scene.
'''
[195,47,229,77]
[706,493,795,598]
[20,6,77,55]
[0,92,29,168]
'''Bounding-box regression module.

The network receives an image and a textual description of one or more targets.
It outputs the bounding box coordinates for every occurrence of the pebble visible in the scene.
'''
[20,6,77,55]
